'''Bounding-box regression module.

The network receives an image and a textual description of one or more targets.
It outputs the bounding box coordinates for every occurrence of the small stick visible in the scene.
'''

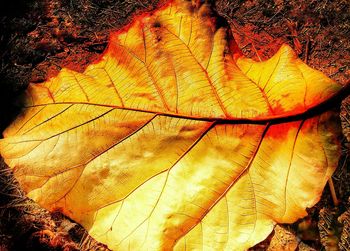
[251,42,262,62]
[328,177,339,206]
[304,37,310,63]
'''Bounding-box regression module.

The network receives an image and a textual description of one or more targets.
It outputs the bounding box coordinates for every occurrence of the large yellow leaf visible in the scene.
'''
[0,0,345,250]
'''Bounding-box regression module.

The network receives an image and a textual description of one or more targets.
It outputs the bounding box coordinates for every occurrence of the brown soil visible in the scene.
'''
[0,0,349,250]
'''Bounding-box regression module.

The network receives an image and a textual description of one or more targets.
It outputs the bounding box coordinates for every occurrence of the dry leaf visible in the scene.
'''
[0,0,345,250]
[318,208,340,250]
[267,225,298,251]
[298,242,316,251]
[338,208,350,250]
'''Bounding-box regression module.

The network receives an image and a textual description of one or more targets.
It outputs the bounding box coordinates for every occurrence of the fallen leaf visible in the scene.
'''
[298,242,316,251]
[318,208,341,250]
[338,207,350,250]
[267,225,298,251]
[0,0,345,250]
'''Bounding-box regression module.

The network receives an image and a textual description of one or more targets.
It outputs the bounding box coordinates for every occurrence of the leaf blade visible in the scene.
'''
[0,0,344,250]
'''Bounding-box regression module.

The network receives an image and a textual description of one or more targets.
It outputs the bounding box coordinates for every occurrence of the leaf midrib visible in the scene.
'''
[23,82,348,127]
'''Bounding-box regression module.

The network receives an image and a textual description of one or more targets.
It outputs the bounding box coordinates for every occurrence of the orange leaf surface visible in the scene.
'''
[0,0,345,250]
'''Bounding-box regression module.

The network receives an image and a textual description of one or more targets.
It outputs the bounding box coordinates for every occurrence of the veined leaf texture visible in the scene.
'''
[0,0,345,250]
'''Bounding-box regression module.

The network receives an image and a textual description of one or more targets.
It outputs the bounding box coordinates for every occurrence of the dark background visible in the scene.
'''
[0,0,349,250]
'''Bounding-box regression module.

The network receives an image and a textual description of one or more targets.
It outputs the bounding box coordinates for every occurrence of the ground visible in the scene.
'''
[0,0,349,250]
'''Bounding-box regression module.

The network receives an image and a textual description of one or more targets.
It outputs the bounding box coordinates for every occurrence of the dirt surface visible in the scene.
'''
[0,0,349,250]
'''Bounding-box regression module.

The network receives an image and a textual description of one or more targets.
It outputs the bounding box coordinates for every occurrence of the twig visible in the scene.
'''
[304,37,310,63]
[328,177,339,206]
